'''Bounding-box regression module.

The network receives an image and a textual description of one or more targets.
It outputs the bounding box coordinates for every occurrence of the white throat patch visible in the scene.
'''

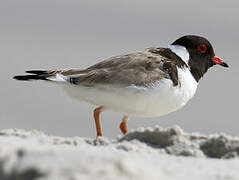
[168,45,190,65]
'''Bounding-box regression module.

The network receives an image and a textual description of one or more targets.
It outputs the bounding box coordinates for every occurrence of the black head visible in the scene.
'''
[172,35,228,82]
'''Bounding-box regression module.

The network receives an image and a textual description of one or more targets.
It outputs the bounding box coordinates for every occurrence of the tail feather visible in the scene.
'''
[13,69,69,82]
[13,70,54,81]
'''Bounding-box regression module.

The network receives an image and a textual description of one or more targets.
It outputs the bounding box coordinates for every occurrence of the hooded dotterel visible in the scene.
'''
[14,35,229,137]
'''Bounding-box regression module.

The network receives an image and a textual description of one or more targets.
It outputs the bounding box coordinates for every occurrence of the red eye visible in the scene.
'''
[197,44,207,53]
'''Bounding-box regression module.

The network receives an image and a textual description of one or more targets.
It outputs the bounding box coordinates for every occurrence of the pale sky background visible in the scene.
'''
[0,0,238,138]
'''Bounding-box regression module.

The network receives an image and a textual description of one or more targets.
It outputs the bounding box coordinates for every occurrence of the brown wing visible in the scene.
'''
[68,50,169,87]
[14,48,178,87]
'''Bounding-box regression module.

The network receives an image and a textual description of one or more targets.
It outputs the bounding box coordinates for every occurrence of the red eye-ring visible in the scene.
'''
[197,44,207,53]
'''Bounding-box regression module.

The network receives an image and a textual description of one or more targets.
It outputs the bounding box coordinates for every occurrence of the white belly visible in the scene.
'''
[61,68,198,117]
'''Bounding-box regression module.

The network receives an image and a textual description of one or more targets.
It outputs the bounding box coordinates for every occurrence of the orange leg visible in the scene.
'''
[93,106,104,137]
[120,116,128,135]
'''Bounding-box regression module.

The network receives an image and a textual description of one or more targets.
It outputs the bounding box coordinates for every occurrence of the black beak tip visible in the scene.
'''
[221,62,229,68]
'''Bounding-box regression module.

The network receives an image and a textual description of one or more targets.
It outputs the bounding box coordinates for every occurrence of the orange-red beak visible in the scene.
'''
[212,56,229,67]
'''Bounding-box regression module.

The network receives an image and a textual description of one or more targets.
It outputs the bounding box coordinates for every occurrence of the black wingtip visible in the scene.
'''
[13,75,29,81]
[25,70,48,75]
[13,75,47,81]
[13,69,51,81]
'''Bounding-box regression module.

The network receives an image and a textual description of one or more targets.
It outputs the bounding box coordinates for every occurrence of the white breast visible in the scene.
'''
[61,67,197,117]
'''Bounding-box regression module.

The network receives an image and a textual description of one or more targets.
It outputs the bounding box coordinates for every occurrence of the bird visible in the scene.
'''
[13,35,229,137]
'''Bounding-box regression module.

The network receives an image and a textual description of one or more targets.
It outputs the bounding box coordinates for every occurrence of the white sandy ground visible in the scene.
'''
[0,126,239,180]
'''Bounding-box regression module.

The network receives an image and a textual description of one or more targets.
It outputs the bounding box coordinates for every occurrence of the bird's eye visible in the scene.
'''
[197,44,207,53]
